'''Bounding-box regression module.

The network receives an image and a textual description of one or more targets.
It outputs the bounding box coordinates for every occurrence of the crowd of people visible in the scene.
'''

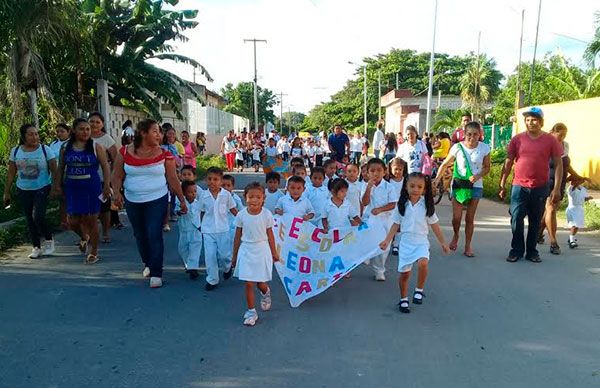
[2,107,593,326]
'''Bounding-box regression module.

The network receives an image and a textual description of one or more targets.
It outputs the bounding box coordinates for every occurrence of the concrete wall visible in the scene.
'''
[107,106,148,141]
[516,97,600,185]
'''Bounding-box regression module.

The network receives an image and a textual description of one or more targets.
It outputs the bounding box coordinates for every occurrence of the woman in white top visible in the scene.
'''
[112,119,186,288]
[350,133,364,164]
[433,122,490,257]
[397,125,428,173]
[221,130,237,172]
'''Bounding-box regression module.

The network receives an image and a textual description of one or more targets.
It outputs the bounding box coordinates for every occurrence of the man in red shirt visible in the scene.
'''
[452,113,484,143]
[499,107,563,263]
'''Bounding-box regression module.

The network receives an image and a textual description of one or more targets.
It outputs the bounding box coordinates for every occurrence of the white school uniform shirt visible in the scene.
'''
[235,149,244,161]
[175,197,202,232]
[350,137,364,153]
[323,174,339,189]
[363,180,394,219]
[322,198,359,229]
[265,146,278,157]
[275,193,314,218]
[276,139,287,154]
[306,184,330,220]
[195,184,205,201]
[251,148,261,161]
[235,208,274,243]
[229,192,244,229]
[200,188,236,233]
[314,145,325,155]
[391,196,439,245]
[264,188,284,213]
[346,179,365,214]
[389,178,404,202]
[567,185,587,207]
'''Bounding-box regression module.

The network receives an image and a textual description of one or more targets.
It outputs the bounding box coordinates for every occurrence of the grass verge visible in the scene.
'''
[196,154,227,179]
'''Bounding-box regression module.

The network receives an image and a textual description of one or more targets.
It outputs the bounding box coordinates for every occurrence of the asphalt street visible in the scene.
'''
[1,171,599,388]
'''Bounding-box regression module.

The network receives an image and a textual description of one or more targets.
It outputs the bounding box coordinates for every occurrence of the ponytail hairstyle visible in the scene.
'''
[397,172,435,217]
[18,123,36,145]
[88,111,106,133]
[67,118,95,154]
[328,177,349,194]
[134,119,159,151]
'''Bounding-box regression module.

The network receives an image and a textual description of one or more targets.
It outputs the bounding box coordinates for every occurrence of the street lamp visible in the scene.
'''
[348,61,368,135]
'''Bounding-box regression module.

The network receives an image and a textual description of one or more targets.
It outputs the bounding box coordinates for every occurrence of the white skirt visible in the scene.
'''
[566,206,585,228]
[234,240,273,282]
[397,240,430,271]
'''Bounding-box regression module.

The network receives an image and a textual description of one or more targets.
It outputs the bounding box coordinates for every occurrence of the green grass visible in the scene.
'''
[196,154,227,179]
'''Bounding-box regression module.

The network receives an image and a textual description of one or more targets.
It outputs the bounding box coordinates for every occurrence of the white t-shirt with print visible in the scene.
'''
[448,142,490,188]
[397,140,428,174]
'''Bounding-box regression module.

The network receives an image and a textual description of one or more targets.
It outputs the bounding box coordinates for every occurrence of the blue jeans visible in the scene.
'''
[509,185,548,259]
[125,195,168,277]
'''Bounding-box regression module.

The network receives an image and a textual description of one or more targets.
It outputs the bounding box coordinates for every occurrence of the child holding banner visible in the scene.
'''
[322,178,361,233]
[361,158,396,281]
[306,167,329,226]
[232,182,279,326]
[388,158,407,256]
[379,172,450,314]
[264,172,284,213]
[275,176,314,221]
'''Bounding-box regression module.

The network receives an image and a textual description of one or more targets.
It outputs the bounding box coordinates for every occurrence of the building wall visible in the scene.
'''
[516,97,600,184]
[107,106,148,141]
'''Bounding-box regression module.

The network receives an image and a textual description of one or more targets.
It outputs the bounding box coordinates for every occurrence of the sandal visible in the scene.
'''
[526,255,542,263]
[102,237,111,244]
[549,243,561,255]
[85,254,100,264]
[398,300,410,314]
[412,291,425,305]
[463,251,475,258]
[506,255,520,263]
[78,238,89,254]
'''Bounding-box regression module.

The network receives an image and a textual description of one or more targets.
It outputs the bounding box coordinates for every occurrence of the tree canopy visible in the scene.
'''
[221,82,277,129]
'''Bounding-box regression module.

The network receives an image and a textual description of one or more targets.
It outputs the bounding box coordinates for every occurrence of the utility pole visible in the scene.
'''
[515,9,525,112]
[474,31,481,120]
[244,38,267,132]
[378,69,382,119]
[363,65,368,135]
[425,0,438,136]
[528,0,542,105]
[396,71,399,90]
[279,92,288,133]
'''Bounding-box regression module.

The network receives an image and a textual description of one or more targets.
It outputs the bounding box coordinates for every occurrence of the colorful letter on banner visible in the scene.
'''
[273,216,386,307]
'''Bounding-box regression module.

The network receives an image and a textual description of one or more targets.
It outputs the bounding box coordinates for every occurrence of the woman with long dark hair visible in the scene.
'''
[4,124,58,258]
[52,119,111,264]
[112,119,187,288]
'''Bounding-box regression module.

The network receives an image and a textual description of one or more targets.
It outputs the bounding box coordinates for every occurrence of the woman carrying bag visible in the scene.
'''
[433,122,490,257]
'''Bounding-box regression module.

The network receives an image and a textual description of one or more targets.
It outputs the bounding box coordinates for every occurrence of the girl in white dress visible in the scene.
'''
[232,182,279,326]
[380,172,450,314]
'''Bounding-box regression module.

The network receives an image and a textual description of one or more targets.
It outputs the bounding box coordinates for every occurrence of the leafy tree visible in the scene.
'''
[221,82,277,128]
[584,11,600,66]
[430,109,464,133]
[460,54,497,120]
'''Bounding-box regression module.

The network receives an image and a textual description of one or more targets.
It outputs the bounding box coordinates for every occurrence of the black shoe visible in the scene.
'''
[391,247,399,256]
[550,243,561,255]
[568,240,578,249]
[525,255,542,263]
[506,255,520,263]
[223,267,233,280]
[398,300,410,314]
[412,290,425,305]
[188,269,199,280]
[205,282,217,291]
[537,235,545,244]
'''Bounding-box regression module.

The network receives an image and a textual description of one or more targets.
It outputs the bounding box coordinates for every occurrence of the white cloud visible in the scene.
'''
[155,0,599,114]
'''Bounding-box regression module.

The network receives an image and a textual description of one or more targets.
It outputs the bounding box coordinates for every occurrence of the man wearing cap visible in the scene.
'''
[499,107,563,263]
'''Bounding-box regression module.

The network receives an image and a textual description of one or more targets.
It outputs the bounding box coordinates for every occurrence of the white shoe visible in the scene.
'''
[149,277,162,288]
[28,247,43,259]
[260,288,272,311]
[162,224,170,232]
[142,267,151,278]
[42,239,55,256]
[375,273,386,281]
[243,309,258,326]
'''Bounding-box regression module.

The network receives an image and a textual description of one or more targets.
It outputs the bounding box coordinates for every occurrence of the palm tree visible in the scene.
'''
[430,108,463,133]
[82,0,212,119]
[547,54,600,100]
[584,11,600,67]
[0,0,76,129]
[459,54,494,121]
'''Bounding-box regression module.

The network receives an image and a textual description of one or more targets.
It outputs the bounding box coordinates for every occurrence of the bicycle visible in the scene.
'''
[431,158,452,204]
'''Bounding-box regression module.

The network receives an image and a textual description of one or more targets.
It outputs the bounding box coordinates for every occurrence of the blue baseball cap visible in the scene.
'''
[522,106,544,119]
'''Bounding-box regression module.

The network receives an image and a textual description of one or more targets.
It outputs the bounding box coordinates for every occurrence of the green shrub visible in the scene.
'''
[0,209,59,253]
[490,148,507,163]
[196,154,227,179]
[483,162,511,203]
[584,202,600,230]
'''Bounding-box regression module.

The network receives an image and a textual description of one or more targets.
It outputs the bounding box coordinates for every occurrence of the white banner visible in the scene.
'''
[273,216,386,307]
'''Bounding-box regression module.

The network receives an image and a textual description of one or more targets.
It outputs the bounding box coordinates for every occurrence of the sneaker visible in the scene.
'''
[550,243,561,255]
[162,224,171,232]
[28,247,43,259]
[205,282,217,291]
[260,288,272,311]
[568,239,578,249]
[243,309,258,326]
[398,299,410,314]
[42,239,55,256]
[375,273,386,282]
[223,267,233,280]
[412,290,425,305]
[188,269,199,280]
[391,246,399,256]
[142,267,151,278]
[149,277,162,288]
[537,235,545,244]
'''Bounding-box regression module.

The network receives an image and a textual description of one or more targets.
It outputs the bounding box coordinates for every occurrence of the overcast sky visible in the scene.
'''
[154,0,599,114]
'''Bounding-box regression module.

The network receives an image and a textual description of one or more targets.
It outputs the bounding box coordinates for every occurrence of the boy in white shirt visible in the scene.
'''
[274,176,315,222]
[251,145,262,172]
[306,166,329,226]
[345,163,365,216]
[361,158,396,281]
[176,181,203,280]
[566,177,593,248]
[200,167,239,290]
[265,138,279,158]
[264,172,284,213]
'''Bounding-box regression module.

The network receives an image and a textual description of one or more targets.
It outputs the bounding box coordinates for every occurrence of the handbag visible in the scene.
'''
[451,144,474,204]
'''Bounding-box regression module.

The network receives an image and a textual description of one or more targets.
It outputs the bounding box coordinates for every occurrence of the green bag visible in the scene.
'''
[451,144,474,204]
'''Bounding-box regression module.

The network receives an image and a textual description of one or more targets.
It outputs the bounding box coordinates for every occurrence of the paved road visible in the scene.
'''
[1,171,600,387]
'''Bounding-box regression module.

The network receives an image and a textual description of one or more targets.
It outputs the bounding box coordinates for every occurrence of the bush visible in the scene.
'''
[584,202,600,230]
[0,166,24,223]
[483,162,511,203]
[196,154,227,179]
[0,208,59,252]
[490,148,507,163]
